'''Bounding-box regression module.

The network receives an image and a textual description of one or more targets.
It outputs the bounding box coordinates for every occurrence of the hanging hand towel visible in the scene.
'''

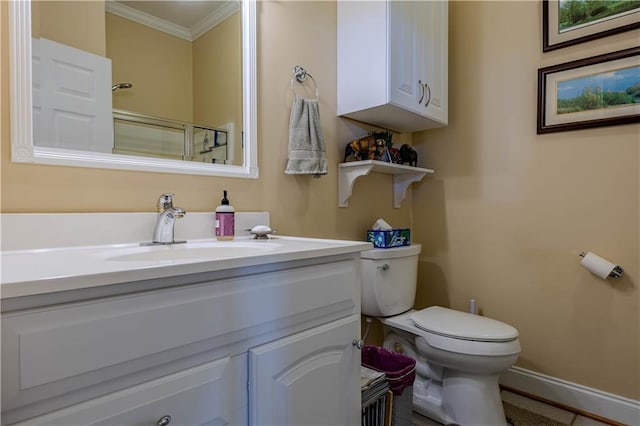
[285,96,327,176]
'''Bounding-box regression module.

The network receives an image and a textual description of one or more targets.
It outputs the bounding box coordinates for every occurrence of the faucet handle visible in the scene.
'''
[173,207,186,219]
[157,193,175,212]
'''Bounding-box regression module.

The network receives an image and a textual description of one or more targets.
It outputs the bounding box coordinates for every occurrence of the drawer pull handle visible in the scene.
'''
[157,415,172,426]
[418,80,424,104]
[377,264,390,271]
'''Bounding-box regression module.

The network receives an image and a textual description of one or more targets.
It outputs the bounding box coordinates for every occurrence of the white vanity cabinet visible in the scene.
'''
[337,0,448,133]
[249,316,360,425]
[11,355,248,426]
[1,255,363,426]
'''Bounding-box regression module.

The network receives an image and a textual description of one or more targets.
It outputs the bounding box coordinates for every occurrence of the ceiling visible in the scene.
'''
[116,1,234,28]
[107,1,241,41]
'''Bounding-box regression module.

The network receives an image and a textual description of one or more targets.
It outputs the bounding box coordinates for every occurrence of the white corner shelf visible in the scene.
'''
[338,160,434,208]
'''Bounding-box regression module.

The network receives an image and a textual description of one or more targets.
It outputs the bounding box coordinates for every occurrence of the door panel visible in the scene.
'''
[249,315,360,426]
[32,38,113,153]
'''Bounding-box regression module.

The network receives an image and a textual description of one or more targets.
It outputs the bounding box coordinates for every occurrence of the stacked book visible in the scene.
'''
[361,365,389,408]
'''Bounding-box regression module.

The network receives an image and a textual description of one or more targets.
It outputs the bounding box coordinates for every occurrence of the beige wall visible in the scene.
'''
[2,0,639,402]
[1,1,410,239]
[106,13,194,122]
[193,11,243,162]
[412,1,639,399]
[32,1,106,56]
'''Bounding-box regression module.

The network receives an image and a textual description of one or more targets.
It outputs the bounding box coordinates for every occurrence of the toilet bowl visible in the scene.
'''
[360,245,521,426]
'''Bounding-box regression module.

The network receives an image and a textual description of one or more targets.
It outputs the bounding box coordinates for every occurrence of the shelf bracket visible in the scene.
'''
[338,163,375,207]
[393,172,427,208]
[338,160,433,208]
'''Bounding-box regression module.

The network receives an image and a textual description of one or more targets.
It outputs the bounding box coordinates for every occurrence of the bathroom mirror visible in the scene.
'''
[9,0,257,178]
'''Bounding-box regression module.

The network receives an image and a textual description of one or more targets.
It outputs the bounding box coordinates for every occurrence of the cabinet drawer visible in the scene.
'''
[2,259,359,418]
[13,354,247,426]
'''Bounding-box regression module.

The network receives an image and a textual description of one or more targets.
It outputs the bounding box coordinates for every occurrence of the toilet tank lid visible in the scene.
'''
[411,307,519,342]
[361,244,422,259]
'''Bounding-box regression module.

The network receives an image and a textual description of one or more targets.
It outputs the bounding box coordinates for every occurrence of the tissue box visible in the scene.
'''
[367,229,411,249]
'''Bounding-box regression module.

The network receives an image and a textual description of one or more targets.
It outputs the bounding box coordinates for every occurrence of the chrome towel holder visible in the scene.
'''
[291,65,319,99]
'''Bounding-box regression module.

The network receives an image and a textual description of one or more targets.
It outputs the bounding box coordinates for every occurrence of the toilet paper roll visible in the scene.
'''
[580,252,619,279]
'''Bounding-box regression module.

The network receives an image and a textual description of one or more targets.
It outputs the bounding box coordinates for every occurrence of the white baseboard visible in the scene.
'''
[500,366,640,425]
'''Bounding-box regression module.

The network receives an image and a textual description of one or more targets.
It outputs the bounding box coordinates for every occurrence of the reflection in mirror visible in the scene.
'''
[9,0,257,177]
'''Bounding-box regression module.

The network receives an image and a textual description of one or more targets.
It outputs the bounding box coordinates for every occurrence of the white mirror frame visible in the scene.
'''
[9,0,258,178]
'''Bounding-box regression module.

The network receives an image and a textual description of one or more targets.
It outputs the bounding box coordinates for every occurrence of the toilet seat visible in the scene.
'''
[382,309,521,357]
[411,306,518,342]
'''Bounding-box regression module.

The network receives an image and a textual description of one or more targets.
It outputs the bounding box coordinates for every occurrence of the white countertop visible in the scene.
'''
[1,236,372,299]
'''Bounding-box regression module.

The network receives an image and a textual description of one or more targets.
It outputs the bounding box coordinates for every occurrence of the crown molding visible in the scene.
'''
[105,1,241,42]
[105,1,191,41]
[192,2,241,40]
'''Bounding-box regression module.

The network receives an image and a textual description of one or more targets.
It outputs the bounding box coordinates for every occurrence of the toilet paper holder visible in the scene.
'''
[579,252,624,278]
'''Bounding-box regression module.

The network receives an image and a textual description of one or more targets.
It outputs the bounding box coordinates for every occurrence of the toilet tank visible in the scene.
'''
[360,244,421,317]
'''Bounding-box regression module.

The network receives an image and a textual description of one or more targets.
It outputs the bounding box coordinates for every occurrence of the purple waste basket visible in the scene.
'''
[362,345,416,396]
[362,345,417,425]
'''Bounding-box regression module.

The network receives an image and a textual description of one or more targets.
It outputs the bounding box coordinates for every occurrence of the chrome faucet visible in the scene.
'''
[151,193,186,245]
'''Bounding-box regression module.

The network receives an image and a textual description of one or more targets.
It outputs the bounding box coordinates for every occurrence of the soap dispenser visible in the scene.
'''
[215,190,235,240]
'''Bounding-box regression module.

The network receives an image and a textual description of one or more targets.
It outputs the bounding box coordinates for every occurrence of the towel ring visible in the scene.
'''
[290,65,319,100]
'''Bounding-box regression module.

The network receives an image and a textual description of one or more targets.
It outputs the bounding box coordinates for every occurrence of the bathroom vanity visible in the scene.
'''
[1,218,370,425]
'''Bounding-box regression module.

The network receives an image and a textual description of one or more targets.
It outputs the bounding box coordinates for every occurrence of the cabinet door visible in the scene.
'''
[389,0,448,124]
[389,1,424,114]
[421,0,448,124]
[13,355,247,426]
[249,315,360,426]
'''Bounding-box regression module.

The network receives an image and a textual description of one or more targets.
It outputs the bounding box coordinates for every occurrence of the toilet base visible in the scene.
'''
[383,328,510,426]
[440,371,506,426]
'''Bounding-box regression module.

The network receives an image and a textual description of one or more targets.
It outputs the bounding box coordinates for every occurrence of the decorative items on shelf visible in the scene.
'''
[387,146,401,164]
[343,131,392,162]
[399,145,418,167]
[343,131,419,167]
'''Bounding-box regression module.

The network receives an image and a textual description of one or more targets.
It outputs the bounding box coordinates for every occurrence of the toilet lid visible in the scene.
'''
[411,306,519,342]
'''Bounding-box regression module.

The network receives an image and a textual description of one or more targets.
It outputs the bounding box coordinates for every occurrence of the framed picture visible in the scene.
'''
[537,47,640,134]
[543,0,640,52]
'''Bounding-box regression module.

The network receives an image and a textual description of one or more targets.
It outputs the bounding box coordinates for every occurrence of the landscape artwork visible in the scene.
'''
[556,65,640,114]
[537,47,640,133]
[558,0,640,33]
[543,0,640,51]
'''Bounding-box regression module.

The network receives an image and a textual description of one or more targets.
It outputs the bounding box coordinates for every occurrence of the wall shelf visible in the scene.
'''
[338,160,434,208]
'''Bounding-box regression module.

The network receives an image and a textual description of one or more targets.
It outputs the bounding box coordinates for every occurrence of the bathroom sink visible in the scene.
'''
[104,241,282,262]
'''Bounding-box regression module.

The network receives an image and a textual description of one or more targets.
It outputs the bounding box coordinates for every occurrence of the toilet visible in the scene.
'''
[361,244,521,426]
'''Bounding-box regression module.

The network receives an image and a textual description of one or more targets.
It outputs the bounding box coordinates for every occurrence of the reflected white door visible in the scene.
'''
[32,38,113,153]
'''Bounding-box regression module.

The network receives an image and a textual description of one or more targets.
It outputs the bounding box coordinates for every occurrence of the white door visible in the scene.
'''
[249,315,361,426]
[32,38,113,153]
